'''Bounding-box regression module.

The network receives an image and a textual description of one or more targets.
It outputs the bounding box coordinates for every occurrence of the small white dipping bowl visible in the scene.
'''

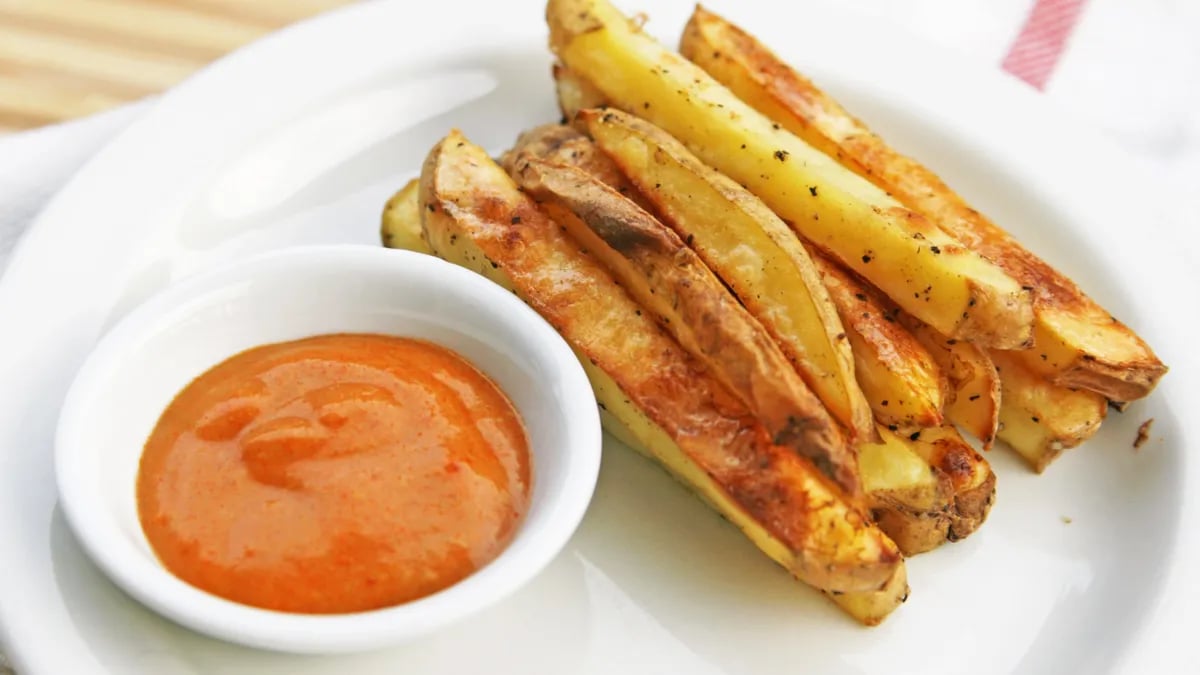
[54,245,601,654]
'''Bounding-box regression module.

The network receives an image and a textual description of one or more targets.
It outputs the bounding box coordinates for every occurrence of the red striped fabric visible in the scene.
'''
[1002,0,1088,90]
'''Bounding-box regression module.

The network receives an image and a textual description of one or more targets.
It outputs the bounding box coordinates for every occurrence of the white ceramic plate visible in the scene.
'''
[1,1,1197,673]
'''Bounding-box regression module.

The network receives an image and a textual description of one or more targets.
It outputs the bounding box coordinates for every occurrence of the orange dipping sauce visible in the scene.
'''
[137,334,531,614]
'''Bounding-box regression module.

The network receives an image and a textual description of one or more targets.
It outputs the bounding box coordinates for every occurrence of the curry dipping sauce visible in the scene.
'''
[136,334,531,614]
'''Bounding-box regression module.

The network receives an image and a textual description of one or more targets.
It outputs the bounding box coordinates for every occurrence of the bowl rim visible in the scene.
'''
[53,244,602,654]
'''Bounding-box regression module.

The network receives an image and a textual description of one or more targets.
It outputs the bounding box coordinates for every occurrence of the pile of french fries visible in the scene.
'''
[379,0,1167,625]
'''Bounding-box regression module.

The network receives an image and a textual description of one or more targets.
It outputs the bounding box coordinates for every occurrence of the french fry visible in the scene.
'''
[552,62,607,121]
[546,0,1034,348]
[904,319,1001,448]
[858,427,952,554]
[509,154,861,496]
[991,350,1107,471]
[812,253,944,433]
[380,178,426,253]
[899,425,996,540]
[418,129,903,617]
[680,5,1166,401]
[499,123,660,215]
[575,108,875,443]
[829,565,909,627]
[805,258,994,541]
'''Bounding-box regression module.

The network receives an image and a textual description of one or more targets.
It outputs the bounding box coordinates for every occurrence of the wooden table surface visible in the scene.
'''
[0,0,352,134]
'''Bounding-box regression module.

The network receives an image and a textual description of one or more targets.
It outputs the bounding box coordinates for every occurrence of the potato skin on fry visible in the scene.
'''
[419,130,901,606]
[510,154,861,496]
[859,423,995,551]
[574,108,874,443]
[858,427,952,555]
[546,0,1034,349]
[900,426,996,540]
[680,5,1165,401]
[502,124,611,181]
[501,123,660,215]
[869,507,949,557]
[1014,318,1164,404]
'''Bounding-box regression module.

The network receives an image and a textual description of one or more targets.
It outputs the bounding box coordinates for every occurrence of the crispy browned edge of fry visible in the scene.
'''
[573,107,876,444]
[859,428,952,555]
[907,426,996,540]
[419,128,902,600]
[862,424,994,548]
[510,154,862,497]
[680,5,1166,401]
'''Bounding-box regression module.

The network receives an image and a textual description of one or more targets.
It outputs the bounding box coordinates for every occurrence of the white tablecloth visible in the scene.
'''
[1,0,1198,671]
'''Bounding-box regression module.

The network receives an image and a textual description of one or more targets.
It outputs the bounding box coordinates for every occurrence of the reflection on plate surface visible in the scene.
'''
[199,70,498,229]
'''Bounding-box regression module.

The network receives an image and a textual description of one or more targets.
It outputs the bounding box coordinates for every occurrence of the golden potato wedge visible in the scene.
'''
[904,319,1001,448]
[419,130,902,606]
[575,107,875,443]
[812,252,944,433]
[992,350,1107,472]
[509,154,860,496]
[546,0,1033,348]
[552,61,608,121]
[380,178,428,254]
[680,6,1166,401]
